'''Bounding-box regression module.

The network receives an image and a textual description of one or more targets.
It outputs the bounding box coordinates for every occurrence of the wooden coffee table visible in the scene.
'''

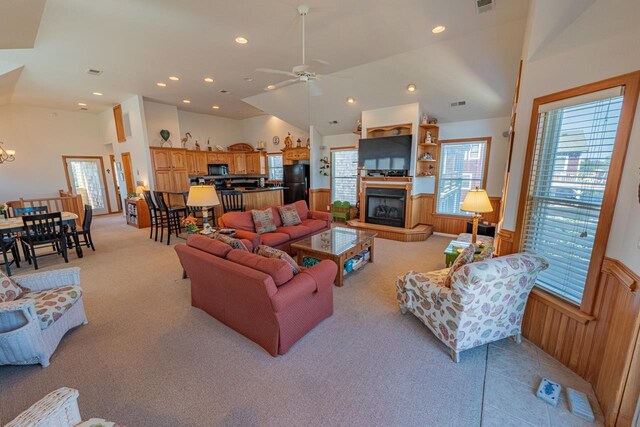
[291,227,377,286]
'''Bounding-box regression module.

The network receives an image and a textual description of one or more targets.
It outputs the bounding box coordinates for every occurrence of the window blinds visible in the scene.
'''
[522,88,623,304]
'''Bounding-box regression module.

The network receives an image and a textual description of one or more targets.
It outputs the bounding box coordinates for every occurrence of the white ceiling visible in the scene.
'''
[0,0,530,128]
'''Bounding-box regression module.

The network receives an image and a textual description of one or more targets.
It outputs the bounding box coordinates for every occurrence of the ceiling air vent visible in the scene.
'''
[329,120,338,125]
[86,69,103,76]
[450,101,467,107]
[476,0,494,14]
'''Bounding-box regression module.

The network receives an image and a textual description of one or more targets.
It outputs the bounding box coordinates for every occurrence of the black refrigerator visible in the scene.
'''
[283,164,310,205]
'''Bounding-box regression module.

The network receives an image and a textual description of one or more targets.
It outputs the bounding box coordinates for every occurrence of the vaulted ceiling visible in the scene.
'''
[0,0,530,134]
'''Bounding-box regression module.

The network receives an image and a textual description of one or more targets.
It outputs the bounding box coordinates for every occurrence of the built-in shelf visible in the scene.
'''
[416,123,439,178]
[418,159,437,162]
[418,142,438,147]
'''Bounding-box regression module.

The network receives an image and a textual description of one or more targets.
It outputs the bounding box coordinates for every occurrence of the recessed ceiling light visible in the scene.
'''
[78,102,87,106]
[266,85,276,90]
[346,96,355,104]
[183,99,191,104]
[407,84,417,92]
[235,36,248,44]
[92,92,103,96]
[204,77,214,83]
[432,25,446,34]
[157,82,167,87]
[169,76,180,81]
[212,105,220,109]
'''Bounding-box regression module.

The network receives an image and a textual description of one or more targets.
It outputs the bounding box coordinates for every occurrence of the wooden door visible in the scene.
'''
[113,104,126,143]
[234,153,247,174]
[109,154,122,212]
[185,152,197,174]
[155,170,173,191]
[172,170,189,192]
[121,152,135,195]
[151,148,172,170]
[195,152,208,174]
[171,150,187,170]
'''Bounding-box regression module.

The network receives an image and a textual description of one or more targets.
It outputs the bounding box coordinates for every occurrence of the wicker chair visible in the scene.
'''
[0,267,88,367]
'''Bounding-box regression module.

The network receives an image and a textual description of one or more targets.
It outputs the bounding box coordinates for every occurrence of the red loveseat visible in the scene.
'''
[217,200,332,254]
[175,235,337,356]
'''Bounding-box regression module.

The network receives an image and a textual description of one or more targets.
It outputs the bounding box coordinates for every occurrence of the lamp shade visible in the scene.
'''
[460,188,493,213]
[187,185,220,207]
[135,185,147,195]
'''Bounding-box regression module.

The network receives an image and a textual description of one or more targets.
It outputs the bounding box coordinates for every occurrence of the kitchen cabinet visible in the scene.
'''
[246,152,266,174]
[233,153,247,174]
[283,147,310,164]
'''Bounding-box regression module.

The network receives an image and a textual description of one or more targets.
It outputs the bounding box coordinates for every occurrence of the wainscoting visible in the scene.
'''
[498,243,640,426]
[309,188,331,213]
[410,194,501,235]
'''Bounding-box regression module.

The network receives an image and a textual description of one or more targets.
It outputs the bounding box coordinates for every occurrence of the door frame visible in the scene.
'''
[109,154,122,212]
[121,152,135,195]
[62,155,113,215]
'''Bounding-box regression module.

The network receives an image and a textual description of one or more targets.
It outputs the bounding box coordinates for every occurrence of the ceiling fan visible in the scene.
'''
[256,5,328,95]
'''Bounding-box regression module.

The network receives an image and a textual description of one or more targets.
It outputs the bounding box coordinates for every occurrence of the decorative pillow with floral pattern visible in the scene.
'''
[444,243,476,288]
[255,245,301,275]
[251,208,277,234]
[475,245,495,262]
[277,204,302,226]
[215,234,249,251]
[0,270,23,302]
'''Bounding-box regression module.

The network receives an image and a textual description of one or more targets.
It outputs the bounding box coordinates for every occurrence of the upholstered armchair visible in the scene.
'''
[0,267,88,367]
[396,253,548,362]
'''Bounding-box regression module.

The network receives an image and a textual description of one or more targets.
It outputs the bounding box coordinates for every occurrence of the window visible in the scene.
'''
[521,87,624,305]
[331,149,358,204]
[267,154,283,181]
[436,139,489,215]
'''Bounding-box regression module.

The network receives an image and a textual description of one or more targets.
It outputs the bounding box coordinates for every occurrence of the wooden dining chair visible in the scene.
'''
[1,230,21,276]
[14,206,48,217]
[143,190,161,241]
[153,191,184,245]
[70,204,95,251]
[220,190,244,213]
[21,212,68,270]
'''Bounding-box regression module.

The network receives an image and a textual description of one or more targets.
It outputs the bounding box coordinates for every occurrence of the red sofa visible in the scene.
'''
[175,235,337,356]
[217,200,332,254]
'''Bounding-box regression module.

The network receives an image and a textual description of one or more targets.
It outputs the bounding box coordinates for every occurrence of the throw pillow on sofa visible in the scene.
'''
[475,245,495,262]
[0,270,23,302]
[255,245,301,275]
[278,204,302,226]
[251,208,277,234]
[215,234,249,251]
[444,244,477,288]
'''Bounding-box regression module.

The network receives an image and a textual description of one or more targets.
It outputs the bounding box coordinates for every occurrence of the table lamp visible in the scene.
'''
[135,185,147,198]
[460,187,493,244]
[186,185,220,235]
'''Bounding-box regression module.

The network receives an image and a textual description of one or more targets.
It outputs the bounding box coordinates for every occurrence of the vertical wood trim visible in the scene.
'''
[113,104,126,143]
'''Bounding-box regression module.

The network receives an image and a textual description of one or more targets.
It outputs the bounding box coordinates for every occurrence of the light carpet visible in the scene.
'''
[1,216,487,426]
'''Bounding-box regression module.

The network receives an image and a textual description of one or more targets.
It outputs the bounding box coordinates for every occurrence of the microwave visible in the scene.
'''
[208,163,229,176]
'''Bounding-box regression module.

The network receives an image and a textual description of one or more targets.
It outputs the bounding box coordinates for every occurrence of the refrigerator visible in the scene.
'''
[283,164,310,205]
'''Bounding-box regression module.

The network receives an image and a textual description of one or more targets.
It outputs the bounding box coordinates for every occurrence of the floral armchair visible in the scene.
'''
[396,253,548,362]
[0,267,88,367]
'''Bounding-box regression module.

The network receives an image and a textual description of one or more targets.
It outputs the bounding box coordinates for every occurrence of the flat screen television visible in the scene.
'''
[358,135,412,171]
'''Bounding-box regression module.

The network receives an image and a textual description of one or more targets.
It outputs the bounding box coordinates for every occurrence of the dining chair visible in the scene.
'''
[14,206,49,217]
[70,205,95,251]
[143,190,161,241]
[153,191,184,245]
[21,212,69,270]
[1,230,21,276]
[220,190,244,213]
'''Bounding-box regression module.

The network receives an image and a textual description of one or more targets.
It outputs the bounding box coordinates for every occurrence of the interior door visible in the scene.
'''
[121,152,135,195]
[64,157,110,215]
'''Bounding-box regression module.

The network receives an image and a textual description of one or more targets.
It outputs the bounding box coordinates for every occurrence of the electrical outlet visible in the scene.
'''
[326,205,330,211]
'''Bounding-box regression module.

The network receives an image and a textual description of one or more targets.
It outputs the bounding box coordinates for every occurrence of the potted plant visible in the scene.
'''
[181,215,198,234]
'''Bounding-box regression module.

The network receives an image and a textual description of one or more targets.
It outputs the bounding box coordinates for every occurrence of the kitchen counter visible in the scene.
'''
[230,187,287,193]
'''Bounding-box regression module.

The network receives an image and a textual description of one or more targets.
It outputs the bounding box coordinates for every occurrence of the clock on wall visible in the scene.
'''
[273,136,280,145]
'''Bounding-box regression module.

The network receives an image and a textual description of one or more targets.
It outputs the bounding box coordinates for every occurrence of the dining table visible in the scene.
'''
[0,212,84,258]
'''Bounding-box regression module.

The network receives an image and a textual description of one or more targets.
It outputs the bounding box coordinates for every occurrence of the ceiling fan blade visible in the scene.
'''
[272,78,299,89]
[255,68,297,77]
[311,58,330,66]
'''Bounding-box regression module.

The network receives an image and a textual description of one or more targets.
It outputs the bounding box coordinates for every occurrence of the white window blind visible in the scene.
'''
[331,149,358,204]
[522,88,624,304]
[436,141,488,215]
[267,154,283,181]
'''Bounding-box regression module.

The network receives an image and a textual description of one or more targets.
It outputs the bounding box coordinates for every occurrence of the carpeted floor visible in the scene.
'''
[0,215,600,426]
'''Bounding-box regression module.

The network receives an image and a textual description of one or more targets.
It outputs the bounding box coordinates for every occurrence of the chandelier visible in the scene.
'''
[0,141,16,164]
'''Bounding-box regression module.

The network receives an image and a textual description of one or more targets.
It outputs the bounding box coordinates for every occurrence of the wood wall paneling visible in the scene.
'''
[409,194,501,235]
[113,104,126,143]
[309,188,331,213]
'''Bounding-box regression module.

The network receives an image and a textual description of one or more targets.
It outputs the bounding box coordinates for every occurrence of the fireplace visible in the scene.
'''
[365,187,406,227]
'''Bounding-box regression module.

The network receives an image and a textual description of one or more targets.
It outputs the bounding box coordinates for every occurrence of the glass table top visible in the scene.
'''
[292,227,376,256]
